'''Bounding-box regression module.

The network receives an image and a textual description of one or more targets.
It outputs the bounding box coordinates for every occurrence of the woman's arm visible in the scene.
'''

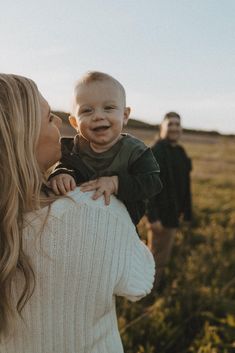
[56,190,155,303]
[112,218,155,301]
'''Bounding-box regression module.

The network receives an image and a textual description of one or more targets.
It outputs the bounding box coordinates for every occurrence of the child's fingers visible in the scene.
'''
[70,178,76,190]
[56,179,68,195]
[80,185,96,192]
[104,191,111,206]
[63,177,73,192]
[51,179,61,195]
[92,187,104,200]
[80,179,97,188]
[80,182,98,192]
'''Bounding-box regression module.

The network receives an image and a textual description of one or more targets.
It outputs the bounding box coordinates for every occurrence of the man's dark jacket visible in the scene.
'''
[146,139,192,227]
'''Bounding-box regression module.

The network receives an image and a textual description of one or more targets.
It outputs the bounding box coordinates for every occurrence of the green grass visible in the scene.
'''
[117,134,235,353]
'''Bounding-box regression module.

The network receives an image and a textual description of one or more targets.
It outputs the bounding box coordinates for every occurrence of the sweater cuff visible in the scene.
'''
[124,240,155,302]
[48,168,76,181]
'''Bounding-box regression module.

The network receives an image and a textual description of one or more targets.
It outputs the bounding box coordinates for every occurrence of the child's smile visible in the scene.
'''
[92,125,111,132]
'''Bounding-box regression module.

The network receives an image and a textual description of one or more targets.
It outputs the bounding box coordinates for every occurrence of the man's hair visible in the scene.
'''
[163,111,181,120]
[74,71,126,106]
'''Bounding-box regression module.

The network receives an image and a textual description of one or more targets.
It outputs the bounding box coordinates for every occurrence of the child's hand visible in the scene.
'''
[80,176,118,205]
[49,174,76,195]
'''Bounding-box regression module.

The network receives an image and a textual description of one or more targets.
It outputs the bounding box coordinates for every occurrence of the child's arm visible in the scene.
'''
[116,148,162,202]
[48,135,93,193]
[79,148,162,206]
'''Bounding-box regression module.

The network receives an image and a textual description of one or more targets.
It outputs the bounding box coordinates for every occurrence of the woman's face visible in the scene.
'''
[36,94,62,172]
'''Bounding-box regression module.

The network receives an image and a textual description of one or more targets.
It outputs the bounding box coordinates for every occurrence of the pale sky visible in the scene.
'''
[0,0,234,134]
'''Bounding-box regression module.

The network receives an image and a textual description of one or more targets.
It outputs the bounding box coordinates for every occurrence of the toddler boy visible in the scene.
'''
[49,71,162,225]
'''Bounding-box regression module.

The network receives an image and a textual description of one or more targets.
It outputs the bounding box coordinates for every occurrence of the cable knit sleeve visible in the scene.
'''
[52,192,155,304]
[114,223,155,302]
[68,190,155,303]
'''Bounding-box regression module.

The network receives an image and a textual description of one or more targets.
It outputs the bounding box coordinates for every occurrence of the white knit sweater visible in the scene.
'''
[1,188,155,353]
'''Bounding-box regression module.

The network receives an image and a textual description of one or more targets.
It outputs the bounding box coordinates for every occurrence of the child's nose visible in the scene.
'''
[93,109,105,121]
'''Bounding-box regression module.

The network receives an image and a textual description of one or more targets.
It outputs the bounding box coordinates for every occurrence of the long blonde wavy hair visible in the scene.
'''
[0,74,43,339]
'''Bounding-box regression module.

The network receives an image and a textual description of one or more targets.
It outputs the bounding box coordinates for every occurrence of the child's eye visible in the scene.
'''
[80,108,92,114]
[105,106,115,111]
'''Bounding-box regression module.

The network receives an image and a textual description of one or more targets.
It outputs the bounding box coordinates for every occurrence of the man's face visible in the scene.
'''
[70,80,130,152]
[161,117,182,143]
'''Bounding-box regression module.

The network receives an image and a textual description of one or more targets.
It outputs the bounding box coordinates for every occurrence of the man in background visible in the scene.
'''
[146,111,193,289]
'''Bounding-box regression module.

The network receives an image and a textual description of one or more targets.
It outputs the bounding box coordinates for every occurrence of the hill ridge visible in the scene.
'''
[53,110,235,138]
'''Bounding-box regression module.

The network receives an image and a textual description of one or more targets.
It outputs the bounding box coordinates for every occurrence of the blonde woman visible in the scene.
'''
[0,74,155,353]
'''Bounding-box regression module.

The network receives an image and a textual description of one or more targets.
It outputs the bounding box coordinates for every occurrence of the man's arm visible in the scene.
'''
[183,157,193,222]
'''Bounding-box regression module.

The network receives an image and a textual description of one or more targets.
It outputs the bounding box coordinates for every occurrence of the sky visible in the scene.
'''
[0,0,234,134]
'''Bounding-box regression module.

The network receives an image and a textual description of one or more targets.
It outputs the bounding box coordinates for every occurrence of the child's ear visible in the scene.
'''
[123,107,131,126]
[69,116,79,130]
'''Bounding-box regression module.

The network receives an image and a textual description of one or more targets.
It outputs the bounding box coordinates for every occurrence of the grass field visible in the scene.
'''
[60,119,235,352]
[117,128,235,353]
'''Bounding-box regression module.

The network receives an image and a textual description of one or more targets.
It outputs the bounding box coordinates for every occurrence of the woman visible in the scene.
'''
[0,74,155,353]
[146,112,192,288]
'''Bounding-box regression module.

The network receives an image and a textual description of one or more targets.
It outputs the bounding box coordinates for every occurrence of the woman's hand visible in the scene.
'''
[80,176,119,205]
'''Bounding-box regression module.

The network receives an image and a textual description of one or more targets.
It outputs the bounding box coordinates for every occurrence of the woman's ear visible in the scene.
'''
[69,116,79,130]
[123,107,131,126]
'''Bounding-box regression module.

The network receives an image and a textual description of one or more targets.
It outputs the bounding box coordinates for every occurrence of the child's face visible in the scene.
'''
[70,80,130,152]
